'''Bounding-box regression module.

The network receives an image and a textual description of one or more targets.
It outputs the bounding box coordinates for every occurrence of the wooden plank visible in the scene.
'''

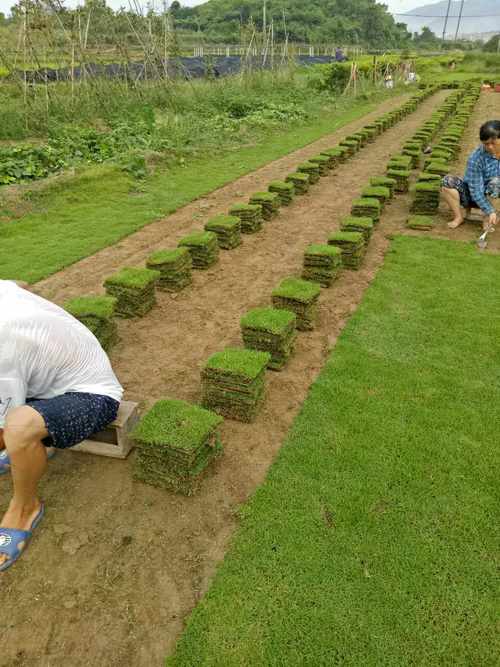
[71,400,139,459]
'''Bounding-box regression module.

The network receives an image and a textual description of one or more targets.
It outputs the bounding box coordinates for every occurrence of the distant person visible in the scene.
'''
[384,73,394,89]
[442,120,500,230]
[335,47,347,63]
[0,281,123,572]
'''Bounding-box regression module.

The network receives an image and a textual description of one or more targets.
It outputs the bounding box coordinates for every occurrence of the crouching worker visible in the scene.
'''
[442,120,500,230]
[0,280,123,571]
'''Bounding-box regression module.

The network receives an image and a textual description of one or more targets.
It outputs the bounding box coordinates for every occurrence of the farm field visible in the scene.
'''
[0,85,499,667]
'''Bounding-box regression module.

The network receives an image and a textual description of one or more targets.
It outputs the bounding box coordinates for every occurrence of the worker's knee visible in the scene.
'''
[3,407,47,452]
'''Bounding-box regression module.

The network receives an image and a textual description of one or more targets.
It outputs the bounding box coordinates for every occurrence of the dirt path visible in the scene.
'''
[1,90,455,667]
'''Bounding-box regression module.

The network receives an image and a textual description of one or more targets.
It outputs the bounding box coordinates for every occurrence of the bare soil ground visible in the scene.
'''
[3,89,495,667]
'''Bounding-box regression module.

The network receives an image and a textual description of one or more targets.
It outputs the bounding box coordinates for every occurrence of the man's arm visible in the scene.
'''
[465,153,495,217]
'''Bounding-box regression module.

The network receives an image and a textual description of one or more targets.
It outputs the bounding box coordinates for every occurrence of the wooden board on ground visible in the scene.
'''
[71,400,139,459]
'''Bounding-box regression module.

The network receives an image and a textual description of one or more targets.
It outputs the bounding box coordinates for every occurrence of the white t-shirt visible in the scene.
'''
[0,281,123,427]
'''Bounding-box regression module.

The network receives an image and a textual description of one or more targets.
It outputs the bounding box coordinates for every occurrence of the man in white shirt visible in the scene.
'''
[0,281,123,571]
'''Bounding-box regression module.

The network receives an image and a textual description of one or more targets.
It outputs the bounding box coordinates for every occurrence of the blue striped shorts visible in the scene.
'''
[26,392,120,449]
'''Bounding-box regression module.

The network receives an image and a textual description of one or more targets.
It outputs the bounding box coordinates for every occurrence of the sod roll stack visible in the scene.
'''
[328,231,365,270]
[309,155,331,176]
[370,176,397,198]
[272,277,321,331]
[229,204,263,234]
[146,248,192,291]
[249,192,280,220]
[133,399,223,495]
[178,231,219,269]
[65,295,118,352]
[302,244,343,288]
[201,348,270,422]
[241,307,297,371]
[104,267,160,318]
[204,215,242,250]
[360,186,391,208]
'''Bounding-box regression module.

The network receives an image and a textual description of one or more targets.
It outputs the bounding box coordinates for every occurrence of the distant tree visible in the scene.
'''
[170,1,181,12]
[413,26,440,48]
[483,34,500,52]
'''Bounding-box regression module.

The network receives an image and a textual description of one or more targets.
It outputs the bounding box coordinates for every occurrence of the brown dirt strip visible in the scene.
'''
[1,90,454,667]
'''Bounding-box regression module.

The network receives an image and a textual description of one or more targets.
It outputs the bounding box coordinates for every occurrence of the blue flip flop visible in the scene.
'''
[0,449,56,476]
[0,502,45,572]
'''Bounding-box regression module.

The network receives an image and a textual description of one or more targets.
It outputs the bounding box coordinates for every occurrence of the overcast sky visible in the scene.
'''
[0,0,425,20]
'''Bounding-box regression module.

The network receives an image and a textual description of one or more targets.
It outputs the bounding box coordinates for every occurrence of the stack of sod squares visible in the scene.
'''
[340,216,374,243]
[201,348,270,422]
[319,147,345,168]
[286,172,310,195]
[249,192,280,220]
[146,248,192,291]
[386,167,411,193]
[411,181,441,214]
[328,231,365,270]
[272,277,321,331]
[308,155,331,176]
[351,197,381,223]
[406,215,435,231]
[360,186,391,208]
[104,267,160,318]
[133,399,223,495]
[65,295,118,352]
[268,181,295,206]
[229,203,263,234]
[241,307,297,371]
[204,215,241,250]
[297,161,320,184]
[178,231,219,269]
[370,176,397,198]
[302,244,342,287]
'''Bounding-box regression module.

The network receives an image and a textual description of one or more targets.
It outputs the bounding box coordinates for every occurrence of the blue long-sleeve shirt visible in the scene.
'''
[464,147,500,215]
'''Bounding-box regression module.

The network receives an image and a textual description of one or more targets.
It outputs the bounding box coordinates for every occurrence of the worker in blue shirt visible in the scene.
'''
[442,120,500,230]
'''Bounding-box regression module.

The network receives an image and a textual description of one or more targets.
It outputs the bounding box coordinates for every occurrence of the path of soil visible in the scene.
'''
[4,89,488,667]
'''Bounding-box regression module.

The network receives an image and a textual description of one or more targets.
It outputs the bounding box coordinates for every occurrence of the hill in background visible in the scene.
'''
[172,0,411,47]
[401,0,500,37]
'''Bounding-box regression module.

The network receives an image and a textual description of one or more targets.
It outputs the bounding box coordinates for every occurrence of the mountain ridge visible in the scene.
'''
[400,0,500,37]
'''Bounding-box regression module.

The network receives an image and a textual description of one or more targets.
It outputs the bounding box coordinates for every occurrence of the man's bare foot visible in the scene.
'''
[448,217,464,229]
[0,499,42,567]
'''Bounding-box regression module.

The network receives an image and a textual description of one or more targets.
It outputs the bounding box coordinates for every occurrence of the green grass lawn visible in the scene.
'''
[0,93,400,284]
[167,236,499,666]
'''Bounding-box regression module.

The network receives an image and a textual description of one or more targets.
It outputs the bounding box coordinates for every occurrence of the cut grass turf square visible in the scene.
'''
[406,215,436,230]
[65,295,118,351]
[340,216,374,242]
[178,231,219,269]
[370,176,396,198]
[133,398,223,495]
[386,168,411,193]
[272,277,321,331]
[328,231,365,270]
[229,204,263,234]
[351,197,381,223]
[104,267,160,318]
[302,244,343,288]
[360,186,391,207]
[268,181,295,206]
[202,347,270,422]
[204,215,242,250]
[308,155,331,176]
[249,192,280,220]
[286,172,310,195]
[146,247,193,291]
[297,161,320,184]
[241,307,297,371]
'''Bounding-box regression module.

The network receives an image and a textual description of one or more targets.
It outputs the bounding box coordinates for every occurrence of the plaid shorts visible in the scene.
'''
[26,392,120,449]
[442,175,479,209]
